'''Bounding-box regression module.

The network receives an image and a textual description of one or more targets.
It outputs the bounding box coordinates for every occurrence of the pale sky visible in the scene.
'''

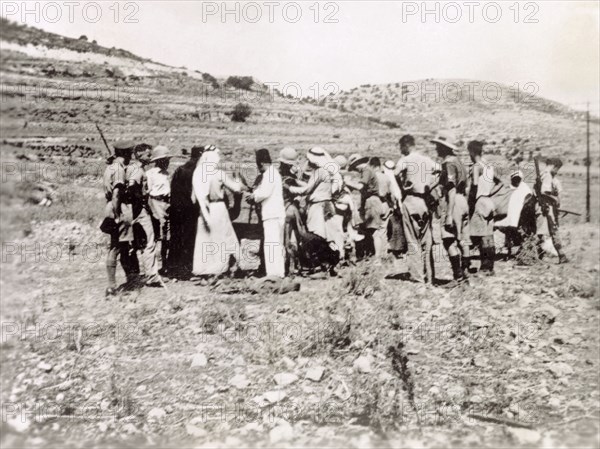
[2,1,599,112]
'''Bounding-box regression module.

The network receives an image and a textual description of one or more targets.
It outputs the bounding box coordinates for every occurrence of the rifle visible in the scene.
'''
[534,157,566,260]
[533,157,550,217]
[558,209,581,218]
[95,123,113,162]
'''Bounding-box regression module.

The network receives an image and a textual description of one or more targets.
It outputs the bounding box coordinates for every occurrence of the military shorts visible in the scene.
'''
[105,201,134,243]
[470,196,495,238]
[439,193,469,242]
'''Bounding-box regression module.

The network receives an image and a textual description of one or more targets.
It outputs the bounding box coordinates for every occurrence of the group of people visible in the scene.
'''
[101,133,568,297]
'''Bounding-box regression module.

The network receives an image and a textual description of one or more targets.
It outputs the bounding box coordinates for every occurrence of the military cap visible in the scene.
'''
[113,140,137,151]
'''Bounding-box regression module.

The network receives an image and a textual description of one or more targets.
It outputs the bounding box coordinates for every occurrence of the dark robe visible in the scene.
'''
[166,158,199,277]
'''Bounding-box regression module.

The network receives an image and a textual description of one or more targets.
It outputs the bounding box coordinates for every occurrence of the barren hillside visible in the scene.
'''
[1,19,598,166]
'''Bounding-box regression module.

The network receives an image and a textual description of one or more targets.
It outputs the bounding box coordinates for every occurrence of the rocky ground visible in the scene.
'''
[1,19,599,449]
[1,141,599,447]
[1,222,599,448]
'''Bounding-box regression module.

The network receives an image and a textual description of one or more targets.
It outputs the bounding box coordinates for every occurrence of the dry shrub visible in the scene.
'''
[343,267,381,298]
[515,233,540,265]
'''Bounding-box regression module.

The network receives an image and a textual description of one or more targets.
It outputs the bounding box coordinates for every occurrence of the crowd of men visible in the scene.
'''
[101,134,568,297]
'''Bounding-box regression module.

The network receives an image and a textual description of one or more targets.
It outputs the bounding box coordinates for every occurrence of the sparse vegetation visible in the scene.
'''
[230,102,252,122]
[226,75,254,91]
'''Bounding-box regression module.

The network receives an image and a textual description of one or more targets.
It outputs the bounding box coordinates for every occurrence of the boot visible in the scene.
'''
[480,246,495,274]
[449,255,464,281]
[480,237,496,274]
[461,255,471,277]
[555,244,569,264]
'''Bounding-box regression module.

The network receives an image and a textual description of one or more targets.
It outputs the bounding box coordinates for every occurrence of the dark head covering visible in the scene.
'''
[255,148,272,165]
[399,134,415,147]
[114,140,136,151]
[113,140,136,156]
[467,140,485,155]
[134,143,152,153]
[191,145,204,159]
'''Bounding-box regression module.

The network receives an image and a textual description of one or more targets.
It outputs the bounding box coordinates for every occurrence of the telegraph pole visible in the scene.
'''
[586,102,590,223]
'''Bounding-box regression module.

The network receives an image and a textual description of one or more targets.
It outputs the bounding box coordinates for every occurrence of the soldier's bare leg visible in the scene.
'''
[106,233,119,296]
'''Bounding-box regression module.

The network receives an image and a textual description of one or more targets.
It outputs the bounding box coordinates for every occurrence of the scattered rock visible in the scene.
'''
[353,355,373,373]
[406,341,421,355]
[263,390,287,405]
[473,355,489,367]
[334,381,351,401]
[538,386,550,397]
[232,355,245,366]
[185,417,207,437]
[280,356,296,370]
[547,362,574,377]
[37,361,52,372]
[229,374,250,390]
[269,420,294,444]
[517,294,536,308]
[507,427,542,445]
[7,415,30,432]
[122,423,138,435]
[305,367,325,382]
[439,296,452,308]
[274,372,298,386]
[190,353,208,368]
[148,407,166,421]
[548,397,561,407]
[447,384,467,400]
[428,386,441,398]
[253,390,288,408]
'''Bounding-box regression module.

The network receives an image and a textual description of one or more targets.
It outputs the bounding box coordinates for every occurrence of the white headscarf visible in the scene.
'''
[383,162,402,205]
[192,150,221,218]
[322,150,344,195]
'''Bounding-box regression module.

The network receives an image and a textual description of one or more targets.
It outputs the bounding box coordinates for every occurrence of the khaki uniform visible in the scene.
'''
[468,159,497,272]
[469,160,496,238]
[127,160,160,283]
[536,171,561,236]
[103,158,139,287]
[439,155,470,280]
[395,152,439,283]
[536,170,567,262]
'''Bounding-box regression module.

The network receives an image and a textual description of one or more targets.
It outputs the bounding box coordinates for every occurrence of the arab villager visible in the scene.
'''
[191,148,244,276]
[167,145,203,278]
[251,148,286,278]
[288,147,344,255]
